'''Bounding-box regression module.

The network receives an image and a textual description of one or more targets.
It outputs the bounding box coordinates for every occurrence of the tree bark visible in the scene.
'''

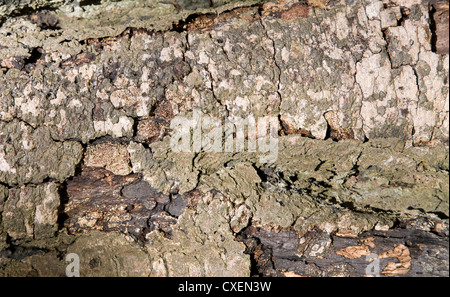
[0,0,448,277]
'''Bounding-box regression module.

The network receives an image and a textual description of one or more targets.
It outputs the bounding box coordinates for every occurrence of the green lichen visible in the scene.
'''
[0,120,84,186]
[146,190,250,276]
[2,182,60,242]
[0,0,448,277]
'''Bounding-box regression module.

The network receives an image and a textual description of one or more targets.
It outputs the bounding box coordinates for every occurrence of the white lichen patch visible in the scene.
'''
[110,87,151,117]
[356,53,392,99]
[20,122,33,150]
[93,116,134,138]
[34,183,60,225]
[0,146,16,174]
[14,95,41,118]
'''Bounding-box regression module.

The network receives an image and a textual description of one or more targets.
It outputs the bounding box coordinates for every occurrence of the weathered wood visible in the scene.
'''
[64,166,204,241]
[431,0,449,54]
[238,221,449,277]
[64,167,176,240]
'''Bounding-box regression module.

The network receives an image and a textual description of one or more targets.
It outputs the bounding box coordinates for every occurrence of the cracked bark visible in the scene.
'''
[0,0,449,276]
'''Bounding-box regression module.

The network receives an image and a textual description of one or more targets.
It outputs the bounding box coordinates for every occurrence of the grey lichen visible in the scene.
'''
[0,0,448,276]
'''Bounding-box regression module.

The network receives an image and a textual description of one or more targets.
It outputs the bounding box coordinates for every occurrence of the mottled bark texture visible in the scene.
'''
[0,0,448,276]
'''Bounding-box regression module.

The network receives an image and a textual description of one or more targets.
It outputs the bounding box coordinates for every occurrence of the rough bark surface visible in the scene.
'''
[0,0,448,276]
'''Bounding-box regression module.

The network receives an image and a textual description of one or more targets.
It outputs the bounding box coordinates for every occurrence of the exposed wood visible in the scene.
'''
[238,224,449,276]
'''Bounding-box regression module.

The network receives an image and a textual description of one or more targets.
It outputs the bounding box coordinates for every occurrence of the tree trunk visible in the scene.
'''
[0,0,448,277]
